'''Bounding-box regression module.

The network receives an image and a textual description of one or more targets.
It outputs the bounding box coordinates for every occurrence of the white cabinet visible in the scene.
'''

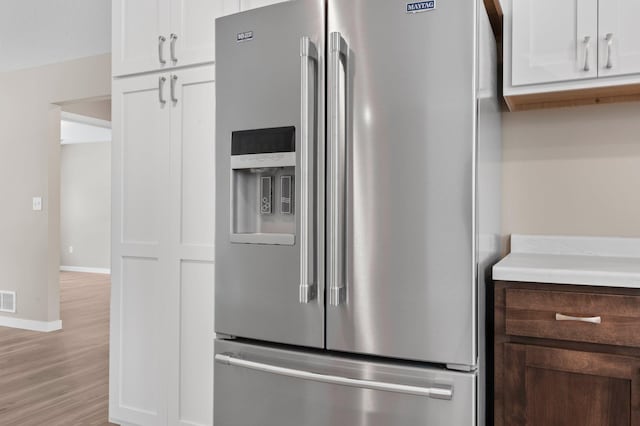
[511,0,598,85]
[111,0,293,424]
[166,66,216,426]
[110,65,216,426]
[110,73,171,426]
[113,0,239,76]
[113,0,170,76]
[505,0,640,110]
[599,0,640,77]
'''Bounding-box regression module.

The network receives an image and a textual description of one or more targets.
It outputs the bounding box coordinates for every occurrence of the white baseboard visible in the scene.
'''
[60,265,111,274]
[0,316,62,332]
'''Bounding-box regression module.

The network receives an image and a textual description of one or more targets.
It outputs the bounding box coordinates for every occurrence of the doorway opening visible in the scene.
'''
[58,99,112,275]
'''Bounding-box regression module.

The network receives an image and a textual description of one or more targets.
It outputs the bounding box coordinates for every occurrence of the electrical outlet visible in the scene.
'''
[68,246,73,254]
[32,197,42,211]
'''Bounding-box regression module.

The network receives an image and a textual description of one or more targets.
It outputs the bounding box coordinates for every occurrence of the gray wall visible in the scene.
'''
[60,142,111,269]
[503,101,640,239]
[0,54,111,323]
[62,99,111,121]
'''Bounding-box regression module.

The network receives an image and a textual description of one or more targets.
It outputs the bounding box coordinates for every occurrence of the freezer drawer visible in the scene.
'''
[215,340,476,426]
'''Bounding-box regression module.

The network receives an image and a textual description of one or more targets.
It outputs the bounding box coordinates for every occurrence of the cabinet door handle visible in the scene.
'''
[170,33,178,63]
[158,35,167,64]
[159,76,167,104]
[582,36,591,72]
[605,33,614,69]
[170,74,178,103]
[555,313,601,324]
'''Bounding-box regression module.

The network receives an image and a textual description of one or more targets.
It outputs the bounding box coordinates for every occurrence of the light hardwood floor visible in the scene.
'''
[0,272,116,425]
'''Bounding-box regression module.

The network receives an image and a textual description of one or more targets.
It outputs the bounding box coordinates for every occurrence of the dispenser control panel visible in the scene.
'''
[260,176,273,215]
[230,127,296,245]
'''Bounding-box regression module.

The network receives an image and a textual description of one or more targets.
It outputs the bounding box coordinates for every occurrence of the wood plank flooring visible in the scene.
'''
[0,272,116,425]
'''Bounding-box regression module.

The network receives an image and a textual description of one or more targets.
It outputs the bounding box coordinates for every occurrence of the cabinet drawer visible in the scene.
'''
[505,288,640,347]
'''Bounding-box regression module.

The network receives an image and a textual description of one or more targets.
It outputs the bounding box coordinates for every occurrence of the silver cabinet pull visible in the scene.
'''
[170,33,178,63]
[170,74,178,102]
[158,35,167,64]
[605,33,614,69]
[583,36,591,71]
[158,76,167,104]
[215,354,454,400]
[328,32,348,307]
[299,36,318,304]
[555,313,602,324]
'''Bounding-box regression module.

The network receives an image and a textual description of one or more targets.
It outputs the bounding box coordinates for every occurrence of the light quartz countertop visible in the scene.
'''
[492,235,640,289]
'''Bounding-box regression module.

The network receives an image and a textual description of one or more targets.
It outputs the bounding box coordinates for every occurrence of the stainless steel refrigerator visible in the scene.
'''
[214,0,501,424]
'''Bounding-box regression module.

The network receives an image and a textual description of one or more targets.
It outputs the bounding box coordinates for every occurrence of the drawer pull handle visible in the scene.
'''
[555,313,601,324]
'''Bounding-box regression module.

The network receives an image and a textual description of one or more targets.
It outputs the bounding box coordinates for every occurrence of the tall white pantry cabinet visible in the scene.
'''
[109,1,288,425]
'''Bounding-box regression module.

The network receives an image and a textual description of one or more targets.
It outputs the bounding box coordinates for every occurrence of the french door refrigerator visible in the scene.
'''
[214,0,501,424]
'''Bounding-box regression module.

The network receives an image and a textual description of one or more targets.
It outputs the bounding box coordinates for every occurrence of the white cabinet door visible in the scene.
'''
[114,0,237,76]
[166,66,216,426]
[511,0,598,85]
[170,0,239,67]
[599,0,640,77]
[110,74,171,426]
[113,0,171,76]
[239,0,290,11]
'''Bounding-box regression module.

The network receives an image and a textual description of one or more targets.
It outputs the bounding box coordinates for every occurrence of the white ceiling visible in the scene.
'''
[0,0,111,73]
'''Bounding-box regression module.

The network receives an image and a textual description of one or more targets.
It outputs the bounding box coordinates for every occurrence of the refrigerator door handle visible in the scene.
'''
[215,354,454,400]
[328,32,348,307]
[299,36,318,304]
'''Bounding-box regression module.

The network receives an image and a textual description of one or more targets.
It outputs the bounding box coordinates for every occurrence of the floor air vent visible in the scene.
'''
[0,291,16,313]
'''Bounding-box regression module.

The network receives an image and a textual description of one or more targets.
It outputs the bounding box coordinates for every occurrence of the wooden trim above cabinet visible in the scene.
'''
[483,0,503,44]
[505,83,640,111]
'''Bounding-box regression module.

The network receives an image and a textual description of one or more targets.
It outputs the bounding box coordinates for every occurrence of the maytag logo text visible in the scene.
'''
[406,1,436,13]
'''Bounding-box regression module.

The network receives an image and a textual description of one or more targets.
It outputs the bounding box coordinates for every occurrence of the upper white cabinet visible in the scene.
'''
[113,0,240,76]
[113,0,170,76]
[511,0,598,85]
[505,0,640,110]
[598,0,640,77]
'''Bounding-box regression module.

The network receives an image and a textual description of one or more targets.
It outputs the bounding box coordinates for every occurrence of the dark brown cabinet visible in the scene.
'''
[494,282,640,426]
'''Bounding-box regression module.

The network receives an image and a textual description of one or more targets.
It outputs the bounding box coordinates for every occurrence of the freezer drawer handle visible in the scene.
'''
[299,36,318,304]
[215,354,453,400]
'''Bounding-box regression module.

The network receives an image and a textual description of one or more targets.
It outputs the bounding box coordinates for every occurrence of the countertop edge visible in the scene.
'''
[493,234,640,290]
